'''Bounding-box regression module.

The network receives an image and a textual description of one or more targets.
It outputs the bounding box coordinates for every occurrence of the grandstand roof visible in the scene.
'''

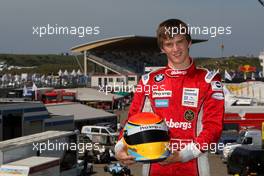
[71,35,207,53]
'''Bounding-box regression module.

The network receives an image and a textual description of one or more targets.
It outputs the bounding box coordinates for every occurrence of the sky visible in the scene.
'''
[0,0,263,57]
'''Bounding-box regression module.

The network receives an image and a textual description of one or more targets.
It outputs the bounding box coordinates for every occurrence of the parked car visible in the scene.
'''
[81,125,117,138]
[227,145,264,176]
[222,129,262,163]
[81,125,118,145]
[95,122,117,131]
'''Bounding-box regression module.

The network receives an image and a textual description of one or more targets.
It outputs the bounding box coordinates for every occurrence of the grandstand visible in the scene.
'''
[71,35,206,73]
[71,35,206,88]
[87,54,134,75]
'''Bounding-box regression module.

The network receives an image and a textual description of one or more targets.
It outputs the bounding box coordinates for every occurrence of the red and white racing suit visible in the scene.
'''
[116,58,224,176]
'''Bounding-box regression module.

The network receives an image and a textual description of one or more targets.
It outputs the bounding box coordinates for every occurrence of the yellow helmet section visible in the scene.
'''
[124,139,170,162]
[123,112,170,162]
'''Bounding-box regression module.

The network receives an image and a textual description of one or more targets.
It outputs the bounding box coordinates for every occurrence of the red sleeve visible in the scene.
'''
[195,74,224,150]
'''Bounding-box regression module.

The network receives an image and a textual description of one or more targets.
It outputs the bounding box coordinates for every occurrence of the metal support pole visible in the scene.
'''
[84,51,87,76]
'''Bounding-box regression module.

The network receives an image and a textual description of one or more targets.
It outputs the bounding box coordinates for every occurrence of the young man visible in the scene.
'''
[115,19,224,176]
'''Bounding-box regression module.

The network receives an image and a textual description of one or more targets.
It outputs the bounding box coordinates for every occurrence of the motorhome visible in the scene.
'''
[0,156,60,176]
[0,131,78,176]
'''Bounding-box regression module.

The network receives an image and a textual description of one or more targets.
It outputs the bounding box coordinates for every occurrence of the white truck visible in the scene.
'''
[81,125,118,145]
[0,131,78,176]
[222,129,262,162]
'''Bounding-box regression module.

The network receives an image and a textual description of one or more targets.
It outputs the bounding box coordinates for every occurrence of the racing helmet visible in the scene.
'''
[123,112,170,162]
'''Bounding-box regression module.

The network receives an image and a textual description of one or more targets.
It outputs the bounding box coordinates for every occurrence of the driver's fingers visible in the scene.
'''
[121,159,136,165]
[117,154,135,160]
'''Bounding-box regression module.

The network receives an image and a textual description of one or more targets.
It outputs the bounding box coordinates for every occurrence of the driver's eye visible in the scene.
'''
[164,43,173,48]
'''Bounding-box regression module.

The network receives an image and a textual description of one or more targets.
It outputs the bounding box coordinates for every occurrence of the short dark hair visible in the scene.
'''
[157,19,191,48]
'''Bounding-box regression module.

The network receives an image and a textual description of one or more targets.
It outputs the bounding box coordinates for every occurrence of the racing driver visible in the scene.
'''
[115,19,225,176]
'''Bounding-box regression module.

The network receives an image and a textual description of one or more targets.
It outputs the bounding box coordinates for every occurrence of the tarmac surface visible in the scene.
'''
[92,153,229,176]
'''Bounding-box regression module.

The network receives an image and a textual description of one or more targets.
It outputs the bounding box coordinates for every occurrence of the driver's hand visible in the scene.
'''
[115,144,136,165]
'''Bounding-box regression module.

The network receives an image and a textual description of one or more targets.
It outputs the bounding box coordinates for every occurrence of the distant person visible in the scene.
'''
[115,19,224,176]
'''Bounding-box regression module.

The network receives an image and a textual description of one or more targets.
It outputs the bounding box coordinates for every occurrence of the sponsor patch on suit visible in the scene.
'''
[182,88,199,107]
[212,92,224,100]
[211,81,223,91]
[184,110,195,121]
[155,99,169,107]
[154,74,165,82]
[152,90,172,98]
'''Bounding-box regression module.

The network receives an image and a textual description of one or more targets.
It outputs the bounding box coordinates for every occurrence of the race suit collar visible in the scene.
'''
[165,57,195,77]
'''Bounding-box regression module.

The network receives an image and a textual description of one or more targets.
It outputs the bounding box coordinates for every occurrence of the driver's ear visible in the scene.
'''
[188,41,192,48]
